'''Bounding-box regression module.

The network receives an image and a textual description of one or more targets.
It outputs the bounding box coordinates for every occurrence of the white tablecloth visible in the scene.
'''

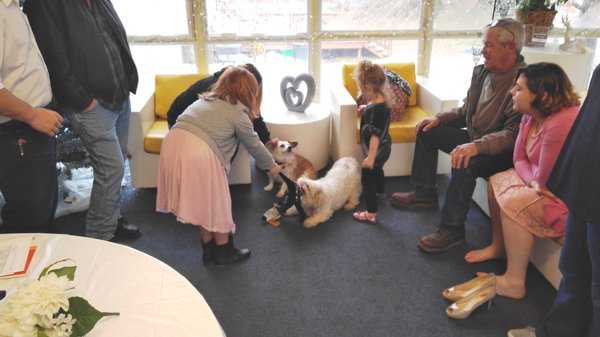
[0,234,226,337]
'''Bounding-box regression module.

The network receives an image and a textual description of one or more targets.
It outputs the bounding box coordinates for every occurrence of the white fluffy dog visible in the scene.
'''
[297,156,362,228]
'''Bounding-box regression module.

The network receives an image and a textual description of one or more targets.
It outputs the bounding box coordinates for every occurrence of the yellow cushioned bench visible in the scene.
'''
[143,74,211,154]
[128,74,252,188]
[330,62,457,176]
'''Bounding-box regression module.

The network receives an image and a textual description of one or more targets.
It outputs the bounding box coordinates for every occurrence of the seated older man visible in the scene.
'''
[390,18,525,253]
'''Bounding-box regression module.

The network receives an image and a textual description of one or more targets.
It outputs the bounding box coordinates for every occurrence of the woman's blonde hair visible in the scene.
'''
[353,60,388,101]
[204,66,260,119]
[516,62,580,117]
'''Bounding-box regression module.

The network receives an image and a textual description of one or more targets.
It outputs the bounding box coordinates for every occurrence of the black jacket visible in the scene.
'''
[166,68,271,144]
[547,64,600,224]
[24,0,138,111]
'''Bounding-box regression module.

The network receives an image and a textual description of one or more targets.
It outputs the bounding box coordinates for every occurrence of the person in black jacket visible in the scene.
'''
[167,64,271,144]
[24,0,141,242]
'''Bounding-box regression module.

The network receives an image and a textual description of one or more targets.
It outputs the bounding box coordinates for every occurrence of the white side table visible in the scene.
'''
[521,43,594,92]
[262,102,330,171]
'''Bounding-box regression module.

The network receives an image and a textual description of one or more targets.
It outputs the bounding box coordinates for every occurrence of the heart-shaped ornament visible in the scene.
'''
[280,73,315,112]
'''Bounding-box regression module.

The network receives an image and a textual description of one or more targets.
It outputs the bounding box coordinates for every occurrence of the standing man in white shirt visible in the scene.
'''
[0,0,64,233]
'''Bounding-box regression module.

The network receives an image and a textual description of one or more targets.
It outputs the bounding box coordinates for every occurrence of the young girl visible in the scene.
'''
[156,66,281,265]
[352,60,392,224]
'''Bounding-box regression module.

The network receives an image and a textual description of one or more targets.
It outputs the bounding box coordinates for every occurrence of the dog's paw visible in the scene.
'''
[276,185,288,198]
[303,218,319,228]
[285,206,299,216]
[264,184,274,191]
[343,202,358,210]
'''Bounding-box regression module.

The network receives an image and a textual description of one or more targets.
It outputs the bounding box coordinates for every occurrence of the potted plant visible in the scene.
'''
[515,0,567,46]
[515,0,567,25]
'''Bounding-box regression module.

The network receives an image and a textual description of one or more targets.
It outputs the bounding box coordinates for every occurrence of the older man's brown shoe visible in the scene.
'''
[390,190,438,209]
[418,226,465,253]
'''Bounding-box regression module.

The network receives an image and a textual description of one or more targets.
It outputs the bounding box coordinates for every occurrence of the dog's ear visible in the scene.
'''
[266,138,277,150]
[289,141,298,148]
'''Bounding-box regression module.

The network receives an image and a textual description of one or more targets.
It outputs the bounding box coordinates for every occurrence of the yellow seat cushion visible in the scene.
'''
[144,119,169,154]
[356,106,428,144]
[154,74,211,119]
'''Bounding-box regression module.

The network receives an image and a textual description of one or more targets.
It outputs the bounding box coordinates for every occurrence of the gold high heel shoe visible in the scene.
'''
[446,284,496,319]
[442,273,495,301]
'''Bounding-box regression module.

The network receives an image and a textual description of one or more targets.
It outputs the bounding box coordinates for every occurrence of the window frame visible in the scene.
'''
[125,1,600,91]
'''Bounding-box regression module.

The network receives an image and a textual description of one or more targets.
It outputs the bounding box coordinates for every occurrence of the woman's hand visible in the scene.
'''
[530,180,557,198]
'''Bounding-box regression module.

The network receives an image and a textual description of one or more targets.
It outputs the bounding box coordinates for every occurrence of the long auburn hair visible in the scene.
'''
[204,66,260,119]
[516,62,580,117]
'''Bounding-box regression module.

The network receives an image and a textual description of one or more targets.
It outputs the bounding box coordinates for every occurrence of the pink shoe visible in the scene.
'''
[353,211,377,224]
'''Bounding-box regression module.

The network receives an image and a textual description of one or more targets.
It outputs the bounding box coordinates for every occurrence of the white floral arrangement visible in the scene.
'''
[0,259,118,337]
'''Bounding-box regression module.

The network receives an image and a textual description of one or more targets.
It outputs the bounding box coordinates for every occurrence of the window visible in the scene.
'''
[433,0,495,31]
[113,0,600,107]
[206,0,308,36]
[112,0,190,37]
[321,0,422,31]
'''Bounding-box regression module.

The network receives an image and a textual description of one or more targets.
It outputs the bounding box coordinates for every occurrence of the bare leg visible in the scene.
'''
[200,227,214,244]
[495,212,533,299]
[465,182,506,263]
[200,227,229,245]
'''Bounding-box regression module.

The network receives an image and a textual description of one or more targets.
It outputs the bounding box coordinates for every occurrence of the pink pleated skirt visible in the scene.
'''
[490,168,566,238]
[156,128,235,234]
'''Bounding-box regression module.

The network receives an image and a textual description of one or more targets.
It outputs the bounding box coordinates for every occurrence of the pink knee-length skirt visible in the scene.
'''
[156,128,235,234]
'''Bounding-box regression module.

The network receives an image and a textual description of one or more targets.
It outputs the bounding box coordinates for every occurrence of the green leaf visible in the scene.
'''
[38,259,77,280]
[47,266,77,281]
[37,331,49,337]
[68,296,120,337]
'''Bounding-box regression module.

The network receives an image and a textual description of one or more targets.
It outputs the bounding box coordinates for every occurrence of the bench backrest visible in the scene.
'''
[341,63,418,107]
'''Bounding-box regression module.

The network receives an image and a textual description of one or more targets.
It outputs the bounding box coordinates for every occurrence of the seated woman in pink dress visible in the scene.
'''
[460,62,581,300]
[156,66,281,266]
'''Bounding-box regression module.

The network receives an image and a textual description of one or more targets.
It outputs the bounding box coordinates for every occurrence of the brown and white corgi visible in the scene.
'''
[265,138,317,198]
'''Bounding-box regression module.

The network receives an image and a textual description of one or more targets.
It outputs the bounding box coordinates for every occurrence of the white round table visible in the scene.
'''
[262,102,331,171]
[0,234,225,337]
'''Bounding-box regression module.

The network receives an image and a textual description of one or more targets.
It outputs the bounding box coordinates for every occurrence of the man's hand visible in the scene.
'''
[450,142,478,169]
[83,98,97,113]
[415,117,441,133]
[26,107,64,137]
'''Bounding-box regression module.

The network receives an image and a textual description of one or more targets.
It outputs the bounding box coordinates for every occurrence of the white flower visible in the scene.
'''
[0,273,72,337]
[0,259,116,337]
[43,313,77,337]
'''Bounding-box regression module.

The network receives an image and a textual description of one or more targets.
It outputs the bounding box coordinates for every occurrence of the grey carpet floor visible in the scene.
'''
[54,165,556,337]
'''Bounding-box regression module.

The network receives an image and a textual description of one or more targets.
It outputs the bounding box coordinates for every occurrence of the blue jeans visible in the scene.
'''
[63,98,131,240]
[0,121,57,233]
[536,211,600,337]
[411,125,513,231]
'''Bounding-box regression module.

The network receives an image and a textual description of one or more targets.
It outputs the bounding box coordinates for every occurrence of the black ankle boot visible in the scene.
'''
[202,239,216,264]
[214,235,251,265]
